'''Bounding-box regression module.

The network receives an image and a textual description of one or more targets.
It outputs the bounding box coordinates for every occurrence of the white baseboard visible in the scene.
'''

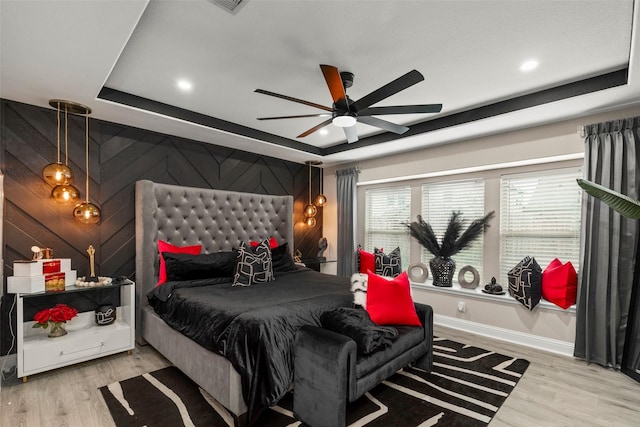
[434,314,575,357]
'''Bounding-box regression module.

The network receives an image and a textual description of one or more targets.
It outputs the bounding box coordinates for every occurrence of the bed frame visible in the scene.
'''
[135,180,294,424]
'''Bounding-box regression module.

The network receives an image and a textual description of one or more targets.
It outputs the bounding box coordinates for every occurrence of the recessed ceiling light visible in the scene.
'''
[177,79,193,91]
[319,129,329,136]
[520,60,539,72]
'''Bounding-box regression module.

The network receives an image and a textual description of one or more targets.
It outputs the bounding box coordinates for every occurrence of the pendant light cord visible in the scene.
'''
[85,112,89,202]
[64,106,69,165]
[56,102,61,163]
[308,162,312,205]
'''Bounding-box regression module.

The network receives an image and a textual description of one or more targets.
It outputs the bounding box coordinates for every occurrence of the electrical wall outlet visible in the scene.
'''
[457,301,466,313]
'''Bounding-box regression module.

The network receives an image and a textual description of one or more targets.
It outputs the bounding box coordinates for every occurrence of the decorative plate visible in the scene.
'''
[75,276,113,287]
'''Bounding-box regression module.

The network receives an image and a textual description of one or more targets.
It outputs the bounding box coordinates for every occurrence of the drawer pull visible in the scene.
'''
[60,342,104,356]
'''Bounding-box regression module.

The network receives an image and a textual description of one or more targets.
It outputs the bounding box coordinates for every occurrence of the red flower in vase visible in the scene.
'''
[33,303,78,329]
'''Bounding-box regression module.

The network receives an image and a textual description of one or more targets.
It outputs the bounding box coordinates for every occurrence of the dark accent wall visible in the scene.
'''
[0,99,324,353]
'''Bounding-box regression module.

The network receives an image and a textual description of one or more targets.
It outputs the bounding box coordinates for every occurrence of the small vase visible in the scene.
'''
[429,257,456,287]
[48,322,67,338]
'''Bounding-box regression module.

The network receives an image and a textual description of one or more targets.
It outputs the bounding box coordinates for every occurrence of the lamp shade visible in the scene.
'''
[42,162,73,186]
[304,203,317,218]
[305,216,317,227]
[52,183,80,203]
[73,202,101,224]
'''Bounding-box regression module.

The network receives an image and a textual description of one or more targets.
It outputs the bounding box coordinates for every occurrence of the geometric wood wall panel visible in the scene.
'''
[0,99,325,353]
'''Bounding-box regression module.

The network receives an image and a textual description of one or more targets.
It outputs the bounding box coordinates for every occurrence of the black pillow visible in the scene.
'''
[271,242,297,273]
[508,256,542,310]
[374,247,402,277]
[233,240,274,286]
[320,307,398,355]
[163,251,236,282]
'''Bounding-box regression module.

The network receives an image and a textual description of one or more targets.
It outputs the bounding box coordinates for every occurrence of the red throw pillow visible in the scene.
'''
[542,258,577,309]
[358,248,375,274]
[157,240,202,286]
[365,271,421,326]
[250,237,279,249]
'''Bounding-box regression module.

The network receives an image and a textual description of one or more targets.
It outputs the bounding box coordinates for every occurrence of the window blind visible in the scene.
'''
[500,167,582,280]
[364,186,411,270]
[421,179,486,277]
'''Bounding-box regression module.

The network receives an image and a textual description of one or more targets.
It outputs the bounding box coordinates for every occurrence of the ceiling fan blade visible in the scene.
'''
[320,64,347,105]
[358,104,443,116]
[357,116,409,135]
[351,69,425,112]
[343,125,359,143]
[255,89,333,112]
[258,113,331,120]
[297,119,333,138]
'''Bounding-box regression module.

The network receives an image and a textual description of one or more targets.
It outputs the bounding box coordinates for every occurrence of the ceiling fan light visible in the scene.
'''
[332,115,357,128]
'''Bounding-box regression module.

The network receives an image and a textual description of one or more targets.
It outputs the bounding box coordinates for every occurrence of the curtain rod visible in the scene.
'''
[357,153,584,186]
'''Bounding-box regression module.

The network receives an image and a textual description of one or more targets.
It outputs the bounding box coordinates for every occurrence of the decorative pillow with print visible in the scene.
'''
[233,240,274,286]
[507,256,542,310]
[351,273,369,308]
[374,247,402,277]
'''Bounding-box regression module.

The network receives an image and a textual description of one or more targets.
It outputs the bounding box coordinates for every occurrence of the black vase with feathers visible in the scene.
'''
[407,210,495,287]
[407,210,495,258]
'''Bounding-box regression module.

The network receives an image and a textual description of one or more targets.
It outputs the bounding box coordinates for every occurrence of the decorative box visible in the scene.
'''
[13,259,71,277]
[8,270,77,294]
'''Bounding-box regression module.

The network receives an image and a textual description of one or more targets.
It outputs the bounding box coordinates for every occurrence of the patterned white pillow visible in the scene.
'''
[233,240,274,286]
[351,273,368,308]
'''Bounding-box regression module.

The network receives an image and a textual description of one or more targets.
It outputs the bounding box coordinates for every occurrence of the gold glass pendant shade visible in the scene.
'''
[304,216,317,227]
[315,193,327,207]
[52,183,80,203]
[304,203,317,218]
[73,202,101,224]
[42,163,73,186]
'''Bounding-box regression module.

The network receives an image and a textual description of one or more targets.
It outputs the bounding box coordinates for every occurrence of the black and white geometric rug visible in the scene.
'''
[100,337,529,426]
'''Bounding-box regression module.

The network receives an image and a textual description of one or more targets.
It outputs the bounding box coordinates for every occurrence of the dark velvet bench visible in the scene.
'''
[293,303,433,427]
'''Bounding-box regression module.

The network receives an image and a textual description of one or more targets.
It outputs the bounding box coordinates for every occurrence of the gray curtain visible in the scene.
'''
[336,167,358,277]
[574,117,640,369]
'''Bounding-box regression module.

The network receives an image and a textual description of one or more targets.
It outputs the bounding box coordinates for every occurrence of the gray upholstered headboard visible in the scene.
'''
[134,180,294,329]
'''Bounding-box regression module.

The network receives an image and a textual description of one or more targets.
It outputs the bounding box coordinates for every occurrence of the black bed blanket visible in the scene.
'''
[147,268,352,424]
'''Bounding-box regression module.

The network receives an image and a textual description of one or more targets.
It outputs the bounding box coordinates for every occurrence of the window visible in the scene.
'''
[500,167,582,279]
[421,179,486,277]
[364,186,411,270]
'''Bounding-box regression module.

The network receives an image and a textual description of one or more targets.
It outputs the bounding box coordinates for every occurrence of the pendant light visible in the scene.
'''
[314,162,327,207]
[49,100,83,203]
[42,101,74,186]
[73,108,101,224]
[303,161,319,222]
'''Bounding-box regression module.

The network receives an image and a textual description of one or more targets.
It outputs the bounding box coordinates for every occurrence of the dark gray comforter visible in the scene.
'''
[147,268,352,425]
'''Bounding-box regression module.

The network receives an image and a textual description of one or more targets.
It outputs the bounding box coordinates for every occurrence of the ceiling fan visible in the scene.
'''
[255,64,442,143]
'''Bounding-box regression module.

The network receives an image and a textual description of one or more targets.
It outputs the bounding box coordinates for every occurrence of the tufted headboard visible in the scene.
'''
[134,180,294,332]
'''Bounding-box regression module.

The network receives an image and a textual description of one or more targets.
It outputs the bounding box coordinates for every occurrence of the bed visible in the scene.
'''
[135,180,352,426]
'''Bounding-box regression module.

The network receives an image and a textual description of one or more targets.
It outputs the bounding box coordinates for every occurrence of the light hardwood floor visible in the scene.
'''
[1,326,638,427]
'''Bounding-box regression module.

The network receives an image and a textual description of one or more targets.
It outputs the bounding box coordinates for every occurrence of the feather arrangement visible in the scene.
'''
[407,210,495,258]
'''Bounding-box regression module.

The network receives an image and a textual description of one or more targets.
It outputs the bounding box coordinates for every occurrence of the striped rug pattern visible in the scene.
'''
[100,337,529,426]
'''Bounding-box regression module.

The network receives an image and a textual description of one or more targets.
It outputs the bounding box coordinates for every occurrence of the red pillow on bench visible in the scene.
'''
[366,271,421,326]
[358,248,375,274]
[542,258,577,309]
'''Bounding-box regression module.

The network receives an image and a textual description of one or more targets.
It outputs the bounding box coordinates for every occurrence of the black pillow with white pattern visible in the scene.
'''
[507,256,542,310]
[374,247,402,277]
[233,240,274,286]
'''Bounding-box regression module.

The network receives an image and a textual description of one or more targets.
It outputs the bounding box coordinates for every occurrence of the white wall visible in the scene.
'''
[321,106,640,354]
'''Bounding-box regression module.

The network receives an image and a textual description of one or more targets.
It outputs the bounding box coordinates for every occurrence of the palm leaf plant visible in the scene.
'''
[577,179,640,219]
[407,210,495,287]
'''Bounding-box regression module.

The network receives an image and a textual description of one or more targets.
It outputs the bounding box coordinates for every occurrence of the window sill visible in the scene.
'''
[410,279,576,314]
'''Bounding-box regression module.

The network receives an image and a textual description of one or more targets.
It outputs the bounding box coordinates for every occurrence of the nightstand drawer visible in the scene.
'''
[22,324,131,374]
